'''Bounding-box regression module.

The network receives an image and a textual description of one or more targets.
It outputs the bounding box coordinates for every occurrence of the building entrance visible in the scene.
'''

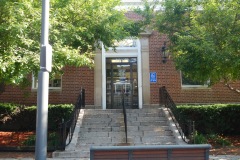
[106,58,138,109]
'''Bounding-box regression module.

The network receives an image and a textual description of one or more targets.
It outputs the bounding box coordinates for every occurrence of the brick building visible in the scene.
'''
[0,1,240,108]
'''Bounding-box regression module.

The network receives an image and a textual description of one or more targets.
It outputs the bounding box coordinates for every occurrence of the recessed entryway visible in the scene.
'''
[106,58,138,109]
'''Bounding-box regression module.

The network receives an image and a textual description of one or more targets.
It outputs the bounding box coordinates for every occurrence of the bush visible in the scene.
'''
[0,104,74,131]
[22,132,60,147]
[48,104,74,130]
[177,104,240,135]
[193,132,231,146]
[207,134,231,147]
[0,103,18,118]
[193,131,208,144]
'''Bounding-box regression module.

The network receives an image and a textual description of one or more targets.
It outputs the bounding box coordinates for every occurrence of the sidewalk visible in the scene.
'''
[1,155,240,160]
[210,155,240,160]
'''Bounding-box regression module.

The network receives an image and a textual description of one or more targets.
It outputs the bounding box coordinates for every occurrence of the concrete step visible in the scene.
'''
[84,109,122,114]
[53,150,88,159]
[81,123,122,128]
[143,130,173,136]
[81,117,112,122]
[126,112,164,117]
[53,108,178,159]
[79,131,109,138]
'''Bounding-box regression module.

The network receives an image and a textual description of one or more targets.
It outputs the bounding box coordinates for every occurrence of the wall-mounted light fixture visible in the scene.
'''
[161,42,168,63]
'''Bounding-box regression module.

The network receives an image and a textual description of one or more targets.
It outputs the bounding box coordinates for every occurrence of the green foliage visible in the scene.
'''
[207,134,231,147]
[0,0,41,87]
[22,132,59,147]
[138,0,240,84]
[193,131,208,144]
[0,0,140,87]
[0,103,18,116]
[134,0,157,30]
[193,132,231,146]
[177,104,240,134]
[48,104,74,129]
[0,104,74,131]
[22,134,36,146]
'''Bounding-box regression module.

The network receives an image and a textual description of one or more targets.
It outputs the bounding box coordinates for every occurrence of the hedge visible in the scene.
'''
[0,103,74,131]
[0,103,18,118]
[177,104,240,135]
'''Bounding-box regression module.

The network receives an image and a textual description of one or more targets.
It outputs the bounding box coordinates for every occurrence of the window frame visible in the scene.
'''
[32,74,62,90]
[180,71,209,88]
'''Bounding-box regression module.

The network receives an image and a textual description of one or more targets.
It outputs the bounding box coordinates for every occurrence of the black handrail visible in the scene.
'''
[159,86,193,143]
[58,88,85,150]
[122,88,128,143]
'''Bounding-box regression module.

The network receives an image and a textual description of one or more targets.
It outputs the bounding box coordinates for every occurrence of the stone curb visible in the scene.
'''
[162,107,187,145]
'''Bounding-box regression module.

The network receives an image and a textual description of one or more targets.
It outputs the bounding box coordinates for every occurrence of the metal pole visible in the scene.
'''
[35,0,52,159]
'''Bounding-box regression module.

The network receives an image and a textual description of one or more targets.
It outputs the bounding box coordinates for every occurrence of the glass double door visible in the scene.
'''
[106,58,138,109]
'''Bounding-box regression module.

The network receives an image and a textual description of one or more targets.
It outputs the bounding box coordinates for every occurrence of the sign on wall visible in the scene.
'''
[150,72,157,83]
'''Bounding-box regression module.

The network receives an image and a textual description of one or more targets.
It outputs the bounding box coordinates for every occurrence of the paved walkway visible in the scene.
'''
[1,155,240,160]
[210,155,240,160]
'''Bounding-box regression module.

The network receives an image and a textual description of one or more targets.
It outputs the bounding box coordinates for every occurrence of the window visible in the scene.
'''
[113,38,137,48]
[32,74,62,90]
[181,72,209,88]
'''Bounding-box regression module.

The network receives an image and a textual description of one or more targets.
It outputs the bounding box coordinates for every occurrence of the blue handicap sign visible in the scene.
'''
[150,72,157,83]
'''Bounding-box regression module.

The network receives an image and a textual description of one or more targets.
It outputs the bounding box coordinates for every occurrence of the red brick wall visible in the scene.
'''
[0,66,94,105]
[149,31,240,104]
[1,32,240,105]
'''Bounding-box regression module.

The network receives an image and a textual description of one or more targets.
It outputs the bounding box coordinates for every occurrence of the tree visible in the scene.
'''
[0,0,140,89]
[0,0,41,88]
[139,0,240,88]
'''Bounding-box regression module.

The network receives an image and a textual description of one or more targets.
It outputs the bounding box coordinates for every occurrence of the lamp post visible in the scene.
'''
[35,0,52,160]
[161,42,168,63]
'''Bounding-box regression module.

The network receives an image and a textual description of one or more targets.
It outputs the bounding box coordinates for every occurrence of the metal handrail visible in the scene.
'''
[58,88,85,150]
[122,88,128,143]
[159,86,193,143]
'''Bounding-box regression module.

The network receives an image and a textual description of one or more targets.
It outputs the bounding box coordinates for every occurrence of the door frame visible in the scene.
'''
[102,39,142,109]
[106,59,138,109]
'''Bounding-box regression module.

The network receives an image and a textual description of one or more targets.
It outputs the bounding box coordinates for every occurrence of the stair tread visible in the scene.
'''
[53,108,178,158]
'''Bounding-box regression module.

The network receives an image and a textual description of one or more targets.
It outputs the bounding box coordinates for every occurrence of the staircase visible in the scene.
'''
[53,107,180,159]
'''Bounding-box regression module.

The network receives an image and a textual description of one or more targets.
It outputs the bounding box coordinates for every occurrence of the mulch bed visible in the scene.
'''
[0,131,239,158]
[0,131,35,146]
[0,131,52,158]
[209,135,240,156]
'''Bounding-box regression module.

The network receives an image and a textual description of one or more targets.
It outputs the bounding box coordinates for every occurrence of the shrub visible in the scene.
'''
[0,103,18,118]
[207,134,231,147]
[193,131,208,144]
[177,104,240,135]
[0,104,74,131]
[22,132,60,147]
[193,132,231,146]
[48,104,74,130]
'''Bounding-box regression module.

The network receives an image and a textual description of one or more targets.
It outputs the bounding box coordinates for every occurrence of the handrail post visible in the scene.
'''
[82,88,85,108]
[121,87,128,143]
[192,121,195,144]
[159,86,167,106]
[58,119,66,151]
[163,86,167,106]
[57,88,85,150]
[159,86,192,143]
[77,89,82,109]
